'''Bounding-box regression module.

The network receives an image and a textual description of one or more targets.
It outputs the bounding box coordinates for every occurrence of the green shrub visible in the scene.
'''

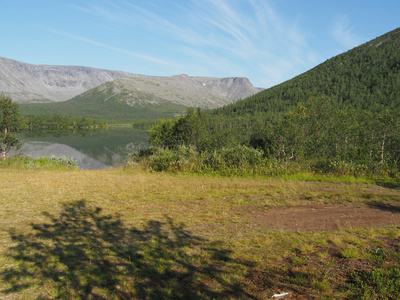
[126,144,400,180]
[128,145,264,175]
[311,159,367,176]
[310,159,400,179]
[145,147,180,172]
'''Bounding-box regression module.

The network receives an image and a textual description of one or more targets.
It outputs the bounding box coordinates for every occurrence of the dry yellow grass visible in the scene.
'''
[1,167,398,242]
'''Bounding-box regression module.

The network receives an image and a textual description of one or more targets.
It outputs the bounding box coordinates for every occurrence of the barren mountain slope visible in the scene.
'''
[0,57,139,103]
[89,74,260,109]
[0,57,261,107]
[191,76,262,102]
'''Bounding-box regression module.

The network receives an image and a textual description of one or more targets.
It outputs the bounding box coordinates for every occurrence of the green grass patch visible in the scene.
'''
[349,266,400,299]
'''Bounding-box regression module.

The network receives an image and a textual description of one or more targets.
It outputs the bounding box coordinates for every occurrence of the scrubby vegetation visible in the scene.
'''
[128,99,400,184]
[129,28,400,183]
[23,114,107,130]
[0,155,78,169]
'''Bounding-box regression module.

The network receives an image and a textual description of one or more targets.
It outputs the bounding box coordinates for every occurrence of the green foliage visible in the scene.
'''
[148,118,175,148]
[140,98,400,179]
[269,97,400,166]
[348,245,400,298]
[148,108,208,149]
[148,108,242,153]
[20,90,188,123]
[112,29,400,180]
[23,114,107,130]
[214,28,400,119]
[0,155,78,169]
[130,144,306,177]
[130,144,260,175]
[349,267,400,299]
[0,95,22,158]
[199,28,400,177]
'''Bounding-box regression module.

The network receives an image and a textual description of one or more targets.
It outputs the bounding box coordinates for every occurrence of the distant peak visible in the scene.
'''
[173,74,189,78]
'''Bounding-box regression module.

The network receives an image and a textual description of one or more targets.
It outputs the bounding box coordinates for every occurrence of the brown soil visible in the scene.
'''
[247,200,400,231]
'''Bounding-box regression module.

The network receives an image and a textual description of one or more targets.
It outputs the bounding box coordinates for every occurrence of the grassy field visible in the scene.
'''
[0,167,399,299]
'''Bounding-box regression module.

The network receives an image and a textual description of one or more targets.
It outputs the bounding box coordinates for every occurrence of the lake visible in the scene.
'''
[9,127,149,169]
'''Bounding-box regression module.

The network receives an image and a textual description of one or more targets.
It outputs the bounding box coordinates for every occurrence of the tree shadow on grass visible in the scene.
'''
[1,200,255,299]
[366,201,400,214]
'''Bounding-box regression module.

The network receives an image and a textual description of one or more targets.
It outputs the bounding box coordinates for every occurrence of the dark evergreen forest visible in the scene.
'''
[214,28,400,119]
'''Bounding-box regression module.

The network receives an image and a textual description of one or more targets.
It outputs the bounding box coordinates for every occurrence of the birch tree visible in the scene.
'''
[0,95,21,158]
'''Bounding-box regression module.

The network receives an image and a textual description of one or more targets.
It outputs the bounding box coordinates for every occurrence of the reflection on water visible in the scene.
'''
[10,127,149,170]
[10,141,111,170]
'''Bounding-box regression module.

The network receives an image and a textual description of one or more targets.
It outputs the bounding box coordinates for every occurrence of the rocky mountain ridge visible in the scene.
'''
[0,56,140,103]
[85,74,260,109]
[0,57,261,107]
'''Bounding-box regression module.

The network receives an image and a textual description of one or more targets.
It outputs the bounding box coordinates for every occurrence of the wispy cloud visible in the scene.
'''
[332,14,362,49]
[66,0,315,87]
[46,29,172,65]
[71,2,222,49]
[200,0,254,45]
[68,2,126,23]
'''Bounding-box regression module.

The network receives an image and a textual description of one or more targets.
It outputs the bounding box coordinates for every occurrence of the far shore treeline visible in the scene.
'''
[23,114,107,130]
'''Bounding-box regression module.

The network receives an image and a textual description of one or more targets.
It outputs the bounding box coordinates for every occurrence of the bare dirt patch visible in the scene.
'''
[247,200,400,231]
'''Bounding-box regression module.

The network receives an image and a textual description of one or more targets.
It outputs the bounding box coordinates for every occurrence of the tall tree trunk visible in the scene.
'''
[1,127,7,158]
[381,131,386,163]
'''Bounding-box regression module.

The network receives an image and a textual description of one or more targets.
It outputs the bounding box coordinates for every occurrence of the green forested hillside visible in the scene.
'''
[214,28,400,120]
[138,28,400,177]
[20,85,188,123]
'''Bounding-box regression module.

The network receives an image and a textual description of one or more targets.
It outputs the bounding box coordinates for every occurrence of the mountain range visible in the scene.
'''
[69,74,259,109]
[0,56,139,103]
[0,56,261,109]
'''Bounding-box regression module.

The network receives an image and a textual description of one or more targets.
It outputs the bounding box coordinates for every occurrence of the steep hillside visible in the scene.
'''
[20,93,188,123]
[214,27,400,119]
[0,57,139,103]
[143,28,400,171]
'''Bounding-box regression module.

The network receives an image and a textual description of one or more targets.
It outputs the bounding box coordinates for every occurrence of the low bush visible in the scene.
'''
[127,145,400,182]
[127,145,301,176]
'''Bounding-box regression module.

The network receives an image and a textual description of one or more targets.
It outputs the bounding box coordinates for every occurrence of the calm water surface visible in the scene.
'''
[10,127,149,169]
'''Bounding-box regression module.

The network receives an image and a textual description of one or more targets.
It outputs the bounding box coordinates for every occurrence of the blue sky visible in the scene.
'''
[0,0,398,88]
